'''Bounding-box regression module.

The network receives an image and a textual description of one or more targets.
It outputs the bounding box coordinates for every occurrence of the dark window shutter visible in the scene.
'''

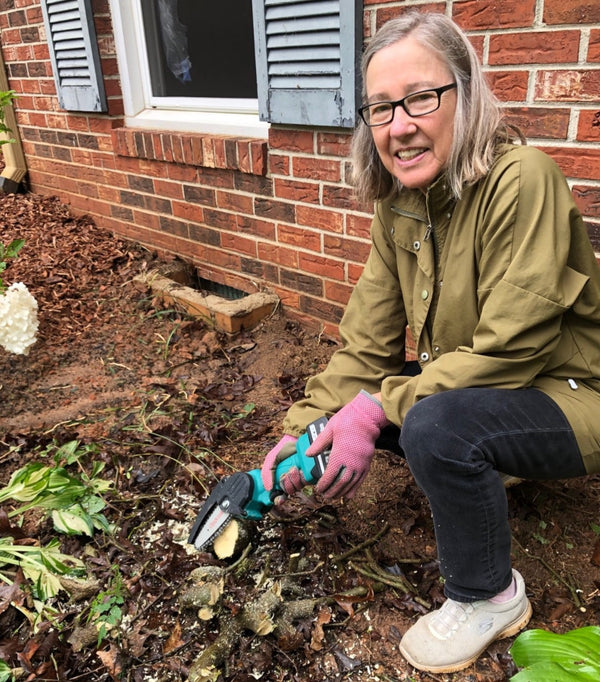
[40,0,107,113]
[252,0,362,128]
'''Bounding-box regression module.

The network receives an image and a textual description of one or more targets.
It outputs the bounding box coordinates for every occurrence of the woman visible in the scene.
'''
[261,12,600,674]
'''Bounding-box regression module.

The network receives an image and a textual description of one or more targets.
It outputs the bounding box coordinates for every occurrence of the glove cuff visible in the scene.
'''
[357,389,389,429]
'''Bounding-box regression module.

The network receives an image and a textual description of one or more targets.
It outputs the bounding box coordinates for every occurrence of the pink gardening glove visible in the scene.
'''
[260,435,298,492]
[306,391,388,499]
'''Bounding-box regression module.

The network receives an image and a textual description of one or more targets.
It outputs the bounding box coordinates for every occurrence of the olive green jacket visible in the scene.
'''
[284,144,600,473]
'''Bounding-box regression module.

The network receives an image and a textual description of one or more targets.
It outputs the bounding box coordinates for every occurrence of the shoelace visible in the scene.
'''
[429,599,474,639]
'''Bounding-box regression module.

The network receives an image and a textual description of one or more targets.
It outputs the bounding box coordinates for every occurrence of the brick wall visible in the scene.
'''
[0,0,599,335]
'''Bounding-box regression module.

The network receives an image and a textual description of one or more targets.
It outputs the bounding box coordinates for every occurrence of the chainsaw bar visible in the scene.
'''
[188,473,253,550]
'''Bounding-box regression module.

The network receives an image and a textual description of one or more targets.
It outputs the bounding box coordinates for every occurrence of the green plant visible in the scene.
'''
[0,440,114,536]
[0,89,16,147]
[0,536,85,602]
[0,660,15,682]
[87,565,126,646]
[510,626,600,681]
[0,238,24,294]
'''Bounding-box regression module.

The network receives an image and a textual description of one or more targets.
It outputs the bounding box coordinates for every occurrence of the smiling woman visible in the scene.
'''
[260,10,600,677]
[363,36,457,192]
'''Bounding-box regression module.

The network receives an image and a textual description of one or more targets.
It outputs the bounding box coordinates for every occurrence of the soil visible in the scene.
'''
[0,190,599,682]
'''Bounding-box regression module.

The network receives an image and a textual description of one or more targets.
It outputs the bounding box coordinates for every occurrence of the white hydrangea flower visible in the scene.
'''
[0,282,39,355]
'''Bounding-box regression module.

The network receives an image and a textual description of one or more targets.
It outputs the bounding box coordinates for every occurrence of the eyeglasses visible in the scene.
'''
[359,83,457,127]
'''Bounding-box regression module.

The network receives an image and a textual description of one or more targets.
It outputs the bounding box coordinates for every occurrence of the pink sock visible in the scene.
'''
[489,576,517,603]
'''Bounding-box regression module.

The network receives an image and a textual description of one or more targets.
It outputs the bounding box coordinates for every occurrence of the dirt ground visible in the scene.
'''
[0,190,599,682]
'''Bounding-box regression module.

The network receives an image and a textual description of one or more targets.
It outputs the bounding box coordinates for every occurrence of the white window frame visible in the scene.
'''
[108,0,269,138]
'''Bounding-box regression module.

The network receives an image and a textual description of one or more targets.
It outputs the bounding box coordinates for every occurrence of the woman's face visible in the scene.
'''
[365,35,457,192]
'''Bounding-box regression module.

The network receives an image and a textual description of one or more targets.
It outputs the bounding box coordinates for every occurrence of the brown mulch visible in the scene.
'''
[0,189,599,681]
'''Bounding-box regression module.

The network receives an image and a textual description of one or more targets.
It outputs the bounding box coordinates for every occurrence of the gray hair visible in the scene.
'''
[351,12,520,203]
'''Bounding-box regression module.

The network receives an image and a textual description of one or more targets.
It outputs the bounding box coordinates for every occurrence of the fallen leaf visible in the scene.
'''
[310,606,332,651]
[163,620,184,654]
[97,645,123,681]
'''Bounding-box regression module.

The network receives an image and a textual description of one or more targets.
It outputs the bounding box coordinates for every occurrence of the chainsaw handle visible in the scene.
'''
[243,417,330,518]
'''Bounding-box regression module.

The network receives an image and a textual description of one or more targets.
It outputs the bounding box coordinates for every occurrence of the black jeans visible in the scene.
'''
[376,383,586,603]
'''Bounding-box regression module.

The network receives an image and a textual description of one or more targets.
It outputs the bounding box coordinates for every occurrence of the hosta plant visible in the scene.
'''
[510,626,600,681]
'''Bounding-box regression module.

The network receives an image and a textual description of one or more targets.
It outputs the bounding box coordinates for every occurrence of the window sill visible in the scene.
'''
[112,127,268,176]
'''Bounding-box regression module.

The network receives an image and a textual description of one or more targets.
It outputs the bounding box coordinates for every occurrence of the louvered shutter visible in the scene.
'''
[252,0,361,128]
[40,0,107,113]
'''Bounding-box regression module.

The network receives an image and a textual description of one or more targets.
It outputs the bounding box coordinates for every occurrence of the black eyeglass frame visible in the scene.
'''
[358,83,458,127]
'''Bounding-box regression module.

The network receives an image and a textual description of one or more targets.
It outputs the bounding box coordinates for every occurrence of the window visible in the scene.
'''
[141,1,257,99]
[109,0,267,137]
[107,0,361,135]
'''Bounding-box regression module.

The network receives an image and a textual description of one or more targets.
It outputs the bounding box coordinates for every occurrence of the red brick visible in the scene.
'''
[274,178,320,204]
[221,232,257,258]
[572,185,600,220]
[487,71,529,102]
[376,4,445,30]
[296,205,344,233]
[236,215,276,241]
[348,262,365,285]
[197,166,234,189]
[167,163,199,183]
[133,209,162,231]
[171,135,185,164]
[324,234,370,265]
[577,110,600,143]
[257,242,299,268]
[201,136,215,167]
[269,153,290,176]
[153,179,184,200]
[543,145,600,181]
[325,280,353,306]
[254,197,295,224]
[453,0,536,29]
[322,184,363,212]
[299,252,345,281]
[250,140,268,175]
[489,31,579,65]
[216,189,253,215]
[299,294,344,324]
[189,136,204,166]
[236,140,250,173]
[589,30,600,63]
[536,70,600,102]
[277,223,321,251]
[316,132,352,157]
[213,136,226,168]
[172,200,204,223]
[544,0,600,24]
[503,107,570,140]
[346,213,372,240]
[269,127,314,153]
[293,157,342,182]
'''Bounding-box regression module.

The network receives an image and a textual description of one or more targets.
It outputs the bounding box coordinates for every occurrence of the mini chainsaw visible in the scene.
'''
[188,417,329,550]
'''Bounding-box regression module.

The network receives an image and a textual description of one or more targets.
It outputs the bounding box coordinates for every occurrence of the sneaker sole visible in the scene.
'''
[400,598,533,674]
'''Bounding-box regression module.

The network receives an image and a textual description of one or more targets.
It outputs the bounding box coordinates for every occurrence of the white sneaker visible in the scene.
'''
[500,472,523,488]
[399,569,532,673]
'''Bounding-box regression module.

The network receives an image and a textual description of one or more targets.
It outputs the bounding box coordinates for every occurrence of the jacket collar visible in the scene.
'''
[390,175,455,220]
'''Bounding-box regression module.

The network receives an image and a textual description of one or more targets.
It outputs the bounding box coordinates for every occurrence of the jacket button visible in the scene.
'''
[420,352,430,362]
[413,240,420,250]
[421,289,429,300]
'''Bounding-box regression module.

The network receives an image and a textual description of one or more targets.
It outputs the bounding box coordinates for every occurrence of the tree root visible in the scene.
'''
[185,519,427,680]
[186,582,378,682]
